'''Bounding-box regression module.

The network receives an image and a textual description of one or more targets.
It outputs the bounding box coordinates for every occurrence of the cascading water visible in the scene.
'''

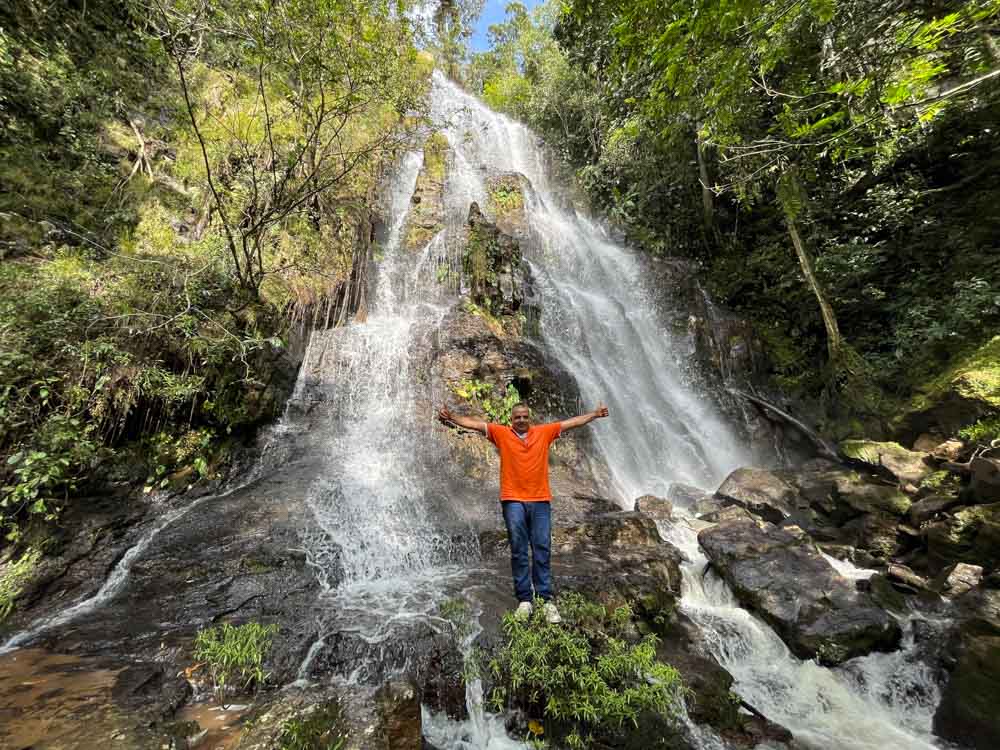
[423,70,948,749]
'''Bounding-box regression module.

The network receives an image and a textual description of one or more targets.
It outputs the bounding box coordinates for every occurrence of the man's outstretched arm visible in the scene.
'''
[561,404,609,432]
[438,406,488,435]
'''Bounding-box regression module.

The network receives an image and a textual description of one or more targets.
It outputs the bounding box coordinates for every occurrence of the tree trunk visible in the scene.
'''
[783,208,843,363]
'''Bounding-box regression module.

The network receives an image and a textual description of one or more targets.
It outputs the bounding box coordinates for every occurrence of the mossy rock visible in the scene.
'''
[839,439,932,485]
[896,336,1000,442]
[925,502,1000,572]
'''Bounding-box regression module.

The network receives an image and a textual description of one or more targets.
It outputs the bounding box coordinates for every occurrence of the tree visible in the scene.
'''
[149,0,430,294]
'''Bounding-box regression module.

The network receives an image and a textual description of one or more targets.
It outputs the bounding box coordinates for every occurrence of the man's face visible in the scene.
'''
[511,406,531,433]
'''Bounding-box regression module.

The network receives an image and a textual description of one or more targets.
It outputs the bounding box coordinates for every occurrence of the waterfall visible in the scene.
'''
[423,71,946,749]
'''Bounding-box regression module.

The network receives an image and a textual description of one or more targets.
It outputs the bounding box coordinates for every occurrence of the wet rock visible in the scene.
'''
[402,133,448,252]
[909,494,963,525]
[839,511,906,560]
[635,494,673,520]
[667,483,717,515]
[839,440,933,486]
[934,583,1000,749]
[698,519,902,665]
[972,456,1000,503]
[553,512,665,552]
[831,473,911,517]
[465,202,530,318]
[418,634,467,721]
[698,505,759,525]
[376,680,421,750]
[486,172,530,240]
[112,663,190,723]
[714,468,802,524]
[925,502,1000,572]
[237,689,351,750]
[934,562,984,598]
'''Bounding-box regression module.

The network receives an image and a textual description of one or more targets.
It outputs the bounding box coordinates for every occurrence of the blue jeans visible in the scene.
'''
[501,501,552,603]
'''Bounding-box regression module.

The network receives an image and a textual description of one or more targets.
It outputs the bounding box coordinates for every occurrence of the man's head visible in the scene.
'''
[511,403,531,434]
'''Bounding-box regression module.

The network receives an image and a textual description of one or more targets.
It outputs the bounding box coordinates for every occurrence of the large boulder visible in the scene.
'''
[698,519,901,665]
[972,456,1000,504]
[714,468,802,524]
[635,494,673,520]
[896,336,1000,442]
[925,502,1000,573]
[934,582,1000,749]
[839,440,932,486]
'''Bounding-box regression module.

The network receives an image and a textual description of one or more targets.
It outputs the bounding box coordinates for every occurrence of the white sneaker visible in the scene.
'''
[514,601,533,621]
[543,601,562,624]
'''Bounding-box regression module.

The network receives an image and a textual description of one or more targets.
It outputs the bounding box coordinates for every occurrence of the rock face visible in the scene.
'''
[698,517,902,665]
[896,336,1000,443]
[972,456,1000,503]
[934,581,1000,749]
[401,132,448,252]
[715,468,801,524]
[635,494,673,520]
[925,502,1000,571]
[464,201,537,322]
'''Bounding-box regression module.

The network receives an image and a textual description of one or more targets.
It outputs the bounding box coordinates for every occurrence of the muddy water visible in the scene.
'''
[0,648,131,749]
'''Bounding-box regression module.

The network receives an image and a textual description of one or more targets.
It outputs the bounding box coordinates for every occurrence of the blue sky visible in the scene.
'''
[469,0,544,52]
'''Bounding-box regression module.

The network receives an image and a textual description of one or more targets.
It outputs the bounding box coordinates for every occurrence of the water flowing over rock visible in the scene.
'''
[934,581,1000,747]
[698,517,902,664]
[0,68,959,750]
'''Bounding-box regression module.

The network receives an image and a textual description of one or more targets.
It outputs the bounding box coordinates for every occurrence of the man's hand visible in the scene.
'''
[561,403,610,432]
[438,406,487,435]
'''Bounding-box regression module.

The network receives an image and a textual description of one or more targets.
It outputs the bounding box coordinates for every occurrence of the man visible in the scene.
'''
[437,400,610,623]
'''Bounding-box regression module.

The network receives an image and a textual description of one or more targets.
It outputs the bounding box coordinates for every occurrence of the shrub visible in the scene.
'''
[453,379,522,426]
[193,621,279,706]
[488,593,685,749]
[277,699,347,750]
[958,415,1000,446]
[0,547,41,621]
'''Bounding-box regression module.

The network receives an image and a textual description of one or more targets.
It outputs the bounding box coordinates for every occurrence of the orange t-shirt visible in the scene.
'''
[486,422,562,501]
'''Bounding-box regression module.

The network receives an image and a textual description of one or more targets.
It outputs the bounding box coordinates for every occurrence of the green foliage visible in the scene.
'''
[194,621,279,706]
[0,547,41,621]
[277,699,347,750]
[488,594,685,749]
[0,0,433,539]
[453,379,521,425]
[959,416,1000,446]
[468,0,1000,417]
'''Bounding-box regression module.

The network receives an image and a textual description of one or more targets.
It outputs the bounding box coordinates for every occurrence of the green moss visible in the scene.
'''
[912,336,1000,412]
[0,548,41,621]
[423,132,449,183]
[488,175,524,216]
[277,699,347,750]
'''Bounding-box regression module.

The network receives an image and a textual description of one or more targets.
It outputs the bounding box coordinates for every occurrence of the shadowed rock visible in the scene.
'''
[698,518,902,665]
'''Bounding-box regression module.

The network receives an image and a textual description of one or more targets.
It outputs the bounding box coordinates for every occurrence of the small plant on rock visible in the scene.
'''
[488,593,685,749]
[193,621,279,707]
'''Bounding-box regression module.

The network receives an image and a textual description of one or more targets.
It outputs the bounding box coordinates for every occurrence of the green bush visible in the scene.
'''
[959,416,1000,446]
[193,621,279,706]
[488,593,685,749]
[453,379,522,425]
